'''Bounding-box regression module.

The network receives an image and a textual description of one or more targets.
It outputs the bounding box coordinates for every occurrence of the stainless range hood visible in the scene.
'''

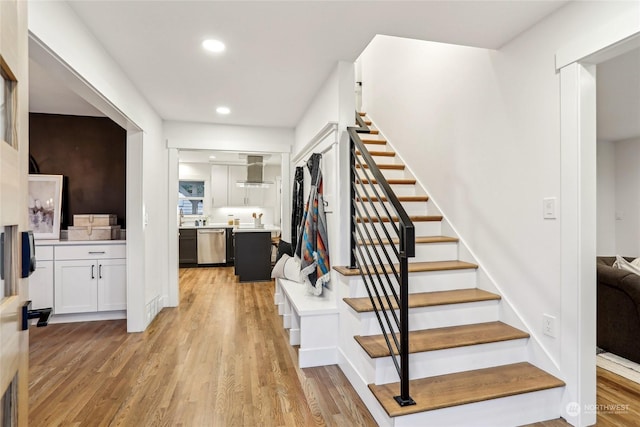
[236,155,273,188]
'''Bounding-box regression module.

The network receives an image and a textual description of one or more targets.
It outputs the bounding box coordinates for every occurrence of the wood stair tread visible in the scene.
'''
[357,215,442,223]
[357,235,457,246]
[368,130,380,135]
[364,120,372,125]
[355,321,529,359]
[356,163,405,170]
[356,150,396,157]
[360,178,415,185]
[358,112,367,116]
[357,195,429,202]
[334,260,478,276]
[369,362,565,417]
[344,288,500,313]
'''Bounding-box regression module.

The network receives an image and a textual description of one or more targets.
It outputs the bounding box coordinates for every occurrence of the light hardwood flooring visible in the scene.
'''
[28,266,640,426]
[29,267,375,426]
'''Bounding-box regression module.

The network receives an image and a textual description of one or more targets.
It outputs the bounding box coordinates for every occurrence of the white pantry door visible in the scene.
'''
[0,0,30,425]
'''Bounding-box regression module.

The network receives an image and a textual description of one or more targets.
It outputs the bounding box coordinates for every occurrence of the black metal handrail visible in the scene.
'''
[349,114,416,407]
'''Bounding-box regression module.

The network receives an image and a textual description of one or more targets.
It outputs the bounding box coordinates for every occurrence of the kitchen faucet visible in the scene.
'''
[179,208,184,226]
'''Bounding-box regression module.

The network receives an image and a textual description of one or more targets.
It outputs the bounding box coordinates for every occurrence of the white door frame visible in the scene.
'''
[28,35,147,332]
[558,12,639,426]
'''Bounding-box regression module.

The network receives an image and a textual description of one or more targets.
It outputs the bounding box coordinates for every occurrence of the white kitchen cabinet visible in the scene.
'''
[210,164,229,208]
[54,259,99,313]
[54,243,126,314]
[228,165,265,206]
[210,164,272,207]
[29,245,54,314]
[97,259,127,311]
[227,165,248,206]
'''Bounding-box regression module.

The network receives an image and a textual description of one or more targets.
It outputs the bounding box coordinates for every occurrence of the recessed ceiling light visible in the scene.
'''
[209,155,216,160]
[202,39,225,53]
[216,106,231,115]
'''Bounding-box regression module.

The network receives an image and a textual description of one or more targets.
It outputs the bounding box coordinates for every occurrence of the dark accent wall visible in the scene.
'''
[29,113,126,229]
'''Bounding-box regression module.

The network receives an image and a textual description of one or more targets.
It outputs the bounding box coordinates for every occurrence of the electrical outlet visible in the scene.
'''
[543,314,556,338]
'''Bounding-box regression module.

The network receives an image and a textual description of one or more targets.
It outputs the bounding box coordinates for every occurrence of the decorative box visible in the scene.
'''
[73,214,117,227]
[68,225,121,241]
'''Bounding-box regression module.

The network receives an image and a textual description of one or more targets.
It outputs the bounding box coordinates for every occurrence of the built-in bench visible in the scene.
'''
[274,277,339,368]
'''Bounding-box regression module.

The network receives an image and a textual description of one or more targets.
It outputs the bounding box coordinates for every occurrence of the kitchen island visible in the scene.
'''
[233,226,279,282]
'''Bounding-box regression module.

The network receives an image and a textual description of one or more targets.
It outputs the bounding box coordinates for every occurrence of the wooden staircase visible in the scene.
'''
[334,113,564,426]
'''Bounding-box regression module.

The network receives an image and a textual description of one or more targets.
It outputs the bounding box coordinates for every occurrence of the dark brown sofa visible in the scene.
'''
[597,256,640,364]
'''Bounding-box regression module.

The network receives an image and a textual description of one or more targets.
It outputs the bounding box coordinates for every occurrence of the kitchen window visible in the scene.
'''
[178,180,204,215]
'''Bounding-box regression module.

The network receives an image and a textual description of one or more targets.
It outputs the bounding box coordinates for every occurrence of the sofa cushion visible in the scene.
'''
[613,255,640,276]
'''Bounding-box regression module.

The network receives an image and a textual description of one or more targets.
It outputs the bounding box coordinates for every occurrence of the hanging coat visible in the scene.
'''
[291,166,304,251]
[295,153,330,295]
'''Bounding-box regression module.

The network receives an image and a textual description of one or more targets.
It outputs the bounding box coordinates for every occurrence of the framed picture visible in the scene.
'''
[28,174,63,240]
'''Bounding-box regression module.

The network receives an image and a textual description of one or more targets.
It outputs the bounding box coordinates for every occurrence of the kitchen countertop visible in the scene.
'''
[179,223,233,229]
[180,224,280,233]
[232,225,281,233]
[36,239,126,246]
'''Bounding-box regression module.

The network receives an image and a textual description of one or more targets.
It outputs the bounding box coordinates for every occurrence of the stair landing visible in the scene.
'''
[369,362,565,417]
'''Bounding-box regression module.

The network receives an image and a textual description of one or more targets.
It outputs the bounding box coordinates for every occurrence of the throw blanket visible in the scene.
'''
[295,153,330,295]
[291,166,304,252]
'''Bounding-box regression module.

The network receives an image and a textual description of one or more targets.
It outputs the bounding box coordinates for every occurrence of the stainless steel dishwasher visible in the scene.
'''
[197,228,226,264]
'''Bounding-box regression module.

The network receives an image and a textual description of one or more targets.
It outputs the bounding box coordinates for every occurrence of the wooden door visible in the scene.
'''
[0,0,29,425]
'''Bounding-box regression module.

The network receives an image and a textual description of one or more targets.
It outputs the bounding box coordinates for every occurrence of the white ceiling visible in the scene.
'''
[33,0,569,128]
[28,1,640,145]
[29,58,104,117]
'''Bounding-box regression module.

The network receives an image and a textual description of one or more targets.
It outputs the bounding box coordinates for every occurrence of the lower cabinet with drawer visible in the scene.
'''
[53,243,126,315]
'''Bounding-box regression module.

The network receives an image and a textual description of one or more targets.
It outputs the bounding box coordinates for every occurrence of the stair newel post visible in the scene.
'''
[349,136,357,269]
[395,223,416,407]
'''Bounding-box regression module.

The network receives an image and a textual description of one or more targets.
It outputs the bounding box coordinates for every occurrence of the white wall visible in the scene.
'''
[178,162,279,226]
[614,137,640,256]
[358,0,638,376]
[293,61,355,266]
[294,66,340,155]
[28,1,168,331]
[597,141,617,255]
[165,121,293,153]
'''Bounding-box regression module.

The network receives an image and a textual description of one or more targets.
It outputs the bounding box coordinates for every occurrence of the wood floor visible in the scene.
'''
[28,267,376,426]
[28,266,640,426]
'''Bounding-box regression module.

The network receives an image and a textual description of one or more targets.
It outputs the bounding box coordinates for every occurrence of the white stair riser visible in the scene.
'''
[371,339,528,385]
[356,221,442,239]
[360,133,387,142]
[344,270,477,298]
[355,183,417,197]
[339,347,563,427]
[357,154,401,165]
[354,300,500,335]
[393,388,564,427]
[357,168,407,180]
[357,241,458,263]
[359,201,428,217]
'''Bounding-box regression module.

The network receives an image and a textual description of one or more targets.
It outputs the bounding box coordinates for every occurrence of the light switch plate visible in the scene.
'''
[543,197,556,219]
